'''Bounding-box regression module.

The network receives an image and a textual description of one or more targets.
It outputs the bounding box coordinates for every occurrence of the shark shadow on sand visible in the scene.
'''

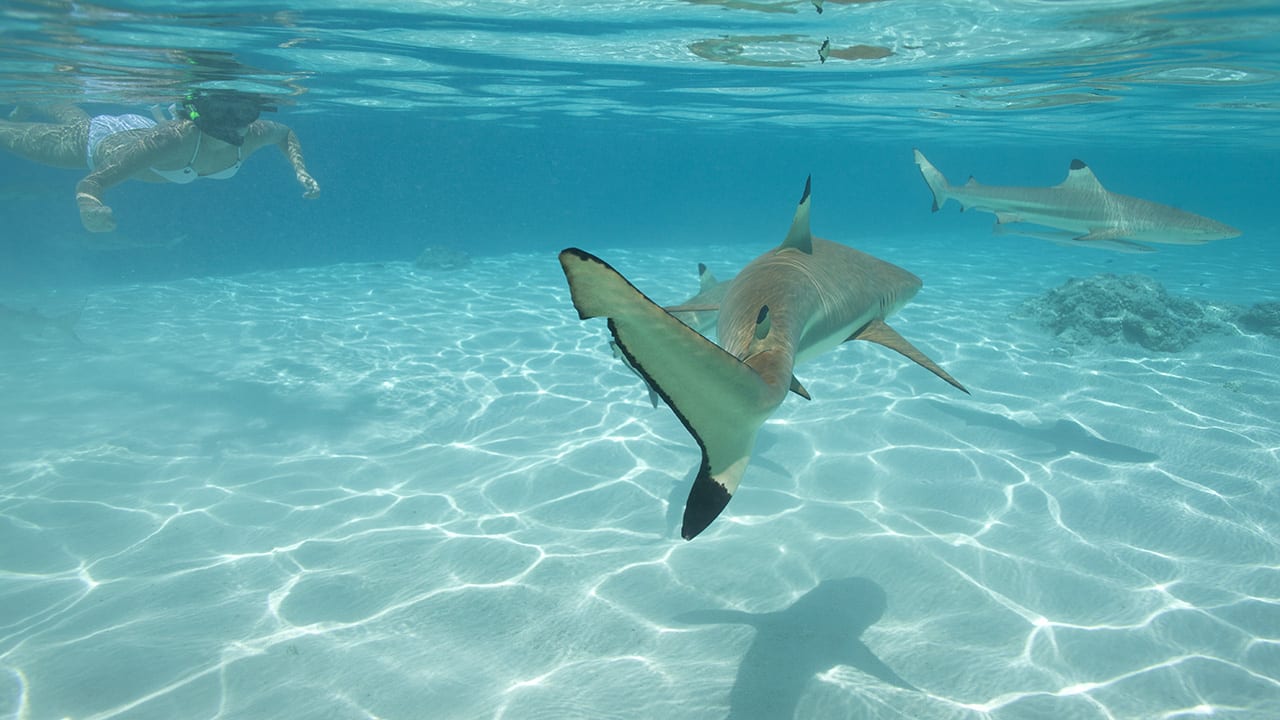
[0,300,85,349]
[676,577,915,720]
[92,358,382,454]
[928,400,1158,463]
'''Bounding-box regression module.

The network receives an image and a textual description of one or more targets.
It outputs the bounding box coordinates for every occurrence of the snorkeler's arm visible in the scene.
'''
[74,125,187,233]
[246,120,320,199]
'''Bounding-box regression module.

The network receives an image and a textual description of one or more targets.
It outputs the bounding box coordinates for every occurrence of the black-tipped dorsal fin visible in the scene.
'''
[697,263,719,291]
[848,319,969,394]
[753,305,771,340]
[742,305,773,360]
[780,175,814,254]
[1058,159,1104,191]
[789,375,811,400]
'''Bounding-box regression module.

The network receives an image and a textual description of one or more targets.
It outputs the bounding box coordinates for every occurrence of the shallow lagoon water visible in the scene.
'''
[2,1,1280,718]
[3,234,1278,718]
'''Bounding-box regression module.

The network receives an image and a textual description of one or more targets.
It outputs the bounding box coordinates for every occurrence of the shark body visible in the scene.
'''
[914,149,1240,251]
[559,177,967,540]
[0,302,82,346]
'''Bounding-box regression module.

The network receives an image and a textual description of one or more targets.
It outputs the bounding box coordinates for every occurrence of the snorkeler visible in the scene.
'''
[0,90,319,233]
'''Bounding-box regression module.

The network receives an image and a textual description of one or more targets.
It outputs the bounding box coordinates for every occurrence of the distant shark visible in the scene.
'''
[914,149,1240,251]
[990,224,1156,255]
[559,177,968,540]
[0,302,83,346]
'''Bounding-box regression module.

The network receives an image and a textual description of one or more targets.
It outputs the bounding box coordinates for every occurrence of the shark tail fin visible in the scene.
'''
[559,248,785,540]
[912,148,951,212]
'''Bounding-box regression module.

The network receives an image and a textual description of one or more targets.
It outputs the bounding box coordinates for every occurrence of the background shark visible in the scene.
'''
[914,148,1240,251]
[559,177,967,540]
[0,301,83,347]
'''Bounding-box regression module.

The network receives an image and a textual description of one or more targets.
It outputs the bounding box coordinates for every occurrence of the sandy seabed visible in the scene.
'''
[1,236,1277,720]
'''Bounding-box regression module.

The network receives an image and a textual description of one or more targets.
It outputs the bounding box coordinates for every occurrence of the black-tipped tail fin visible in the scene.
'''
[559,248,784,541]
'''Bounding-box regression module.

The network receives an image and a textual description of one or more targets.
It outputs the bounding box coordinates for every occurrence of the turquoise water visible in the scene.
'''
[2,2,1279,719]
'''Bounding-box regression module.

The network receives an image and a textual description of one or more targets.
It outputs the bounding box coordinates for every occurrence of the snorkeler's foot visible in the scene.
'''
[79,204,117,233]
[298,172,320,199]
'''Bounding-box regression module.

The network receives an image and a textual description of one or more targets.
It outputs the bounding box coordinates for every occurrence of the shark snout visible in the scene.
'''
[1191,218,1242,242]
[1215,222,1243,240]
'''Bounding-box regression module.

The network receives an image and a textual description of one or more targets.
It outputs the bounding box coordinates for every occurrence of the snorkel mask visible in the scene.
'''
[184,91,275,146]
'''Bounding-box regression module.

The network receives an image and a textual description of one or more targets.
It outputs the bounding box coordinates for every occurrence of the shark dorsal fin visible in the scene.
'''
[1058,159,1105,191]
[964,175,979,187]
[779,175,814,254]
[848,319,970,394]
[697,263,719,291]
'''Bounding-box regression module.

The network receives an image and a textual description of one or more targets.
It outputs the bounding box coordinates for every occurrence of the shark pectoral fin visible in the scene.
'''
[1100,239,1158,254]
[789,375,812,400]
[1074,227,1125,242]
[559,248,781,541]
[849,319,970,394]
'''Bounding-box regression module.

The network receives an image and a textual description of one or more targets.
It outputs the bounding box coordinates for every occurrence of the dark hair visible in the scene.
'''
[183,90,277,145]
[184,90,277,124]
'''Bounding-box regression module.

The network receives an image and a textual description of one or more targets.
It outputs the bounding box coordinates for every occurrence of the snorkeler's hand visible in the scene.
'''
[77,195,117,233]
[298,172,320,199]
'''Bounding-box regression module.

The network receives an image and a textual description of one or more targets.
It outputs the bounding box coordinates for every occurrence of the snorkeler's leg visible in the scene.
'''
[0,118,90,168]
[47,105,90,124]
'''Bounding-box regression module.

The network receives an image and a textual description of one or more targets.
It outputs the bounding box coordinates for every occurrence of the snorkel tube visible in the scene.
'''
[183,90,276,146]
